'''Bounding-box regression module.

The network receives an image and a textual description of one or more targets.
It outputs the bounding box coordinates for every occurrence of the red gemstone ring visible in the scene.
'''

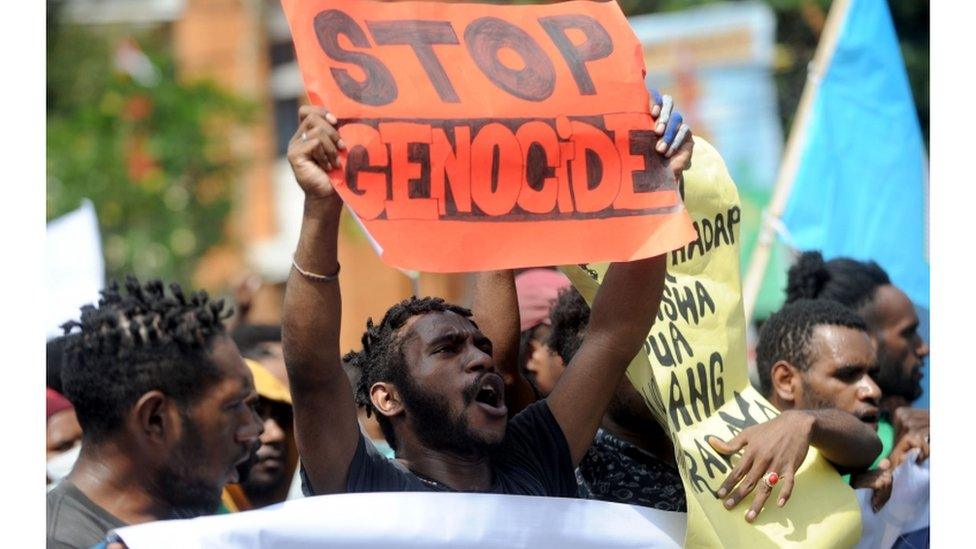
[762,472,779,488]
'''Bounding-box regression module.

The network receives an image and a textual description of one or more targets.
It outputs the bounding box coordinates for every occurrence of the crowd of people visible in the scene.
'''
[45,96,930,548]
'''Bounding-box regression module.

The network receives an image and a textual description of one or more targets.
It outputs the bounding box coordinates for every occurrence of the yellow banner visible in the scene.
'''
[561,137,860,547]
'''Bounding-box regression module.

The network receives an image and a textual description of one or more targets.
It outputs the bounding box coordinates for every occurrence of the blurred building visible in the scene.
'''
[60,0,470,352]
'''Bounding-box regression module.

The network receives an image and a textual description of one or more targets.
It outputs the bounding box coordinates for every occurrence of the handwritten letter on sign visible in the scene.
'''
[282,0,695,272]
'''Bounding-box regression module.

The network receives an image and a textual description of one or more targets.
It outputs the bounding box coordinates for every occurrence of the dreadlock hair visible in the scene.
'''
[547,287,590,365]
[756,299,868,397]
[343,296,473,452]
[60,276,233,443]
[786,251,891,312]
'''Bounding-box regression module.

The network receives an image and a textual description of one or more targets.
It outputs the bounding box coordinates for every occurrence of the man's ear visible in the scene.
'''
[770,361,801,406]
[370,382,404,419]
[131,390,173,442]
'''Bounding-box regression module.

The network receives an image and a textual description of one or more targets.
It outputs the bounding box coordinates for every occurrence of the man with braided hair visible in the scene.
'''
[282,105,691,497]
[47,277,264,549]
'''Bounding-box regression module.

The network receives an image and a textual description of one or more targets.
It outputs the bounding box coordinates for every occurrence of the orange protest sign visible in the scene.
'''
[282,0,696,272]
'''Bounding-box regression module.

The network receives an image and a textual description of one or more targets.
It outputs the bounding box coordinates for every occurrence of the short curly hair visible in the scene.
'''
[547,287,590,365]
[343,296,472,451]
[786,251,891,312]
[61,276,232,442]
[756,299,868,397]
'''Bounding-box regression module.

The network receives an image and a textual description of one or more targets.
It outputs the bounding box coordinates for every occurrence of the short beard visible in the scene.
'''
[873,339,922,401]
[154,414,223,518]
[398,373,503,459]
[798,380,837,413]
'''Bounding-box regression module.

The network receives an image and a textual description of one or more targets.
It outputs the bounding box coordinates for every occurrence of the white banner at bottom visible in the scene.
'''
[114,492,688,548]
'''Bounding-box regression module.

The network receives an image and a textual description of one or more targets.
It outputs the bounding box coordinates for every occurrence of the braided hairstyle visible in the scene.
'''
[343,296,472,451]
[60,276,232,442]
[785,251,891,312]
[756,298,868,397]
[547,287,590,365]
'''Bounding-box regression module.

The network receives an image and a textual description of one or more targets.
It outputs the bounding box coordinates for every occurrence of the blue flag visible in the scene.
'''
[781,0,928,309]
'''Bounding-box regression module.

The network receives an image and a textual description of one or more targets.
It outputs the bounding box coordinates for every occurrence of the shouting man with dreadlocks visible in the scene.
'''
[46,279,264,548]
[282,106,690,498]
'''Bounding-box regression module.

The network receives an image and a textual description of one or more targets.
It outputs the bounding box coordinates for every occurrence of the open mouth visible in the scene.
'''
[472,375,507,417]
[858,410,880,425]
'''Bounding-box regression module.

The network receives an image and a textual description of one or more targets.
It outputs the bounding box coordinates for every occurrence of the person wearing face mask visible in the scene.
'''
[47,388,82,488]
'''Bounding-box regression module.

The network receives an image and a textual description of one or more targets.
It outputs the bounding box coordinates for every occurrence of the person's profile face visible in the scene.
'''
[866,285,929,401]
[162,337,263,513]
[399,311,507,449]
[799,325,881,428]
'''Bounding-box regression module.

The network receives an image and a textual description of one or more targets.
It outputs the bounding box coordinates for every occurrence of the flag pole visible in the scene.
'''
[742,0,852,321]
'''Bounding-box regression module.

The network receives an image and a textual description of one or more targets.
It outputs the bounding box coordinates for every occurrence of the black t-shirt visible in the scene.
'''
[302,400,578,497]
[47,479,126,549]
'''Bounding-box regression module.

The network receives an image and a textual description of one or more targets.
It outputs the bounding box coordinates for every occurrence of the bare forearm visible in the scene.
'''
[279,106,364,493]
[797,409,882,469]
[548,254,667,464]
[471,271,520,385]
[283,197,343,385]
[588,254,668,362]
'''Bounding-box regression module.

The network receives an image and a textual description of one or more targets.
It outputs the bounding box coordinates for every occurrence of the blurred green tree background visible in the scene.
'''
[46,4,255,286]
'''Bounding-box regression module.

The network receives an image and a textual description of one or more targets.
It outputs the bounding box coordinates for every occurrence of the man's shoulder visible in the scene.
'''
[506,400,557,433]
[46,480,77,522]
[341,434,442,494]
[47,480,126,549]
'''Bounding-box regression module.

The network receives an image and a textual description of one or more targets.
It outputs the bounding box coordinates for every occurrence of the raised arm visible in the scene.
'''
[470,271,520,381]
[709,408,882,522]
[470,271,538,414]
[282,106,361,494]
[546,254,668,465]
[543,95,693,466]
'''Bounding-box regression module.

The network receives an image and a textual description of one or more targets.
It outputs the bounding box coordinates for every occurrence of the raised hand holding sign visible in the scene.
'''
[282,0,696,272]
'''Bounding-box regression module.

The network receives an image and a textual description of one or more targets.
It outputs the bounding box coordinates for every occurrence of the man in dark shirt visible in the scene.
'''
[336,399,577,496]
[47,278,264,548]
[282,105,693,497]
